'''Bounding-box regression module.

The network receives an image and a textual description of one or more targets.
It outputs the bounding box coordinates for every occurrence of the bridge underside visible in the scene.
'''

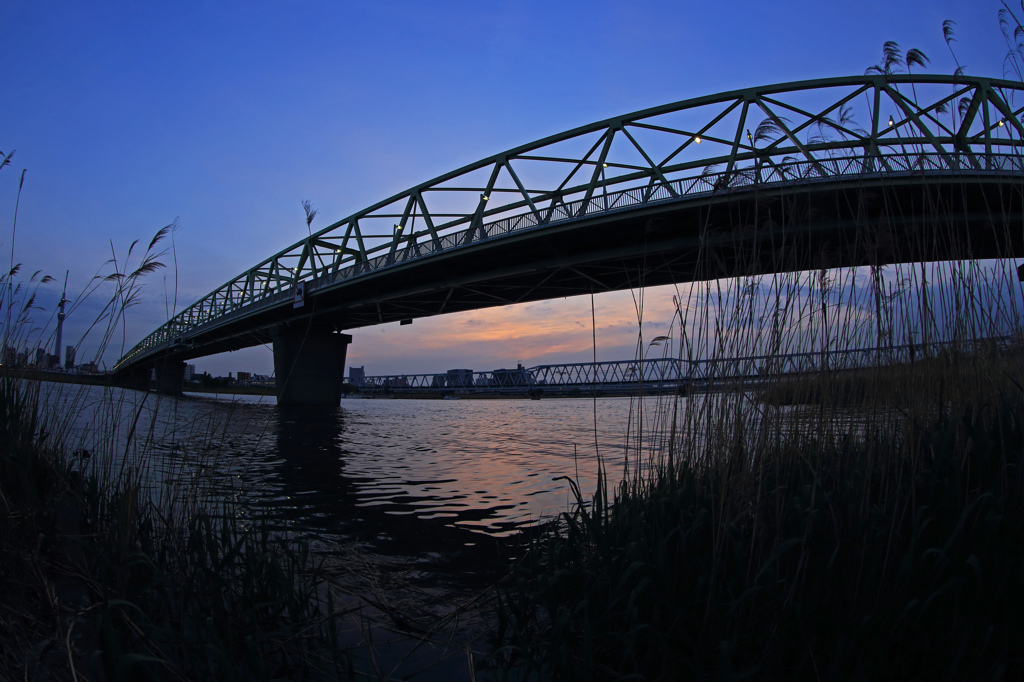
[123,175,1024,404]
[171,176,1024,355]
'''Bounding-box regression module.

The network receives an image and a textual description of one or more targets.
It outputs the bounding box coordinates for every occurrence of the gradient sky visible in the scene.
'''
[0,0,1011,377]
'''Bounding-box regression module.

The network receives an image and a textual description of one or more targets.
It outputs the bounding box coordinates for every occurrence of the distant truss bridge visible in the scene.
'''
[352,340,1008,394]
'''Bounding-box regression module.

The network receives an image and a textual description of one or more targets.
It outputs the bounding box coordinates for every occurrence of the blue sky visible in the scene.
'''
[0,0,1011,377]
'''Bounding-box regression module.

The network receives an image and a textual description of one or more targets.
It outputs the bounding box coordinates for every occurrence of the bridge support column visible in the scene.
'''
[116,366,152,393]
[154,361,186,396]
[272,327,352,406]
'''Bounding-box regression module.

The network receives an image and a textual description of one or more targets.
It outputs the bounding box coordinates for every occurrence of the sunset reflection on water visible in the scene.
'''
[52,386,678,549]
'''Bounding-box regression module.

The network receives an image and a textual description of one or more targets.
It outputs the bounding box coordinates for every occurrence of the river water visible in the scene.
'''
[55,387,671,540]
[41,384,680,679]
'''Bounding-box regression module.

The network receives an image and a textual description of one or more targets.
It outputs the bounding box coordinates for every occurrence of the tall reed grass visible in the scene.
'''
[493,102,1024,679]
[0,229,354,681]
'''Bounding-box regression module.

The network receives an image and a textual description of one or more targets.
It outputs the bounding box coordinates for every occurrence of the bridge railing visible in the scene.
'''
[290,150,1022,297]
[117,74,1024,370]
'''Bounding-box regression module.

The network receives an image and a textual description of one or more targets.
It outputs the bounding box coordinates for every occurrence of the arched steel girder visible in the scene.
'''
[116,74,1024,371]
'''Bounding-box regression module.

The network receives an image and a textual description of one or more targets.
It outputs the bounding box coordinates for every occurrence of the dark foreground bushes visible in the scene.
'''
[496,389,1024,681]
[0,378,350,681]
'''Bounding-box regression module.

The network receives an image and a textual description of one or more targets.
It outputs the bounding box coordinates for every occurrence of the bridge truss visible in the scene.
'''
[118,74,1024,370]
[353,341,1002,393]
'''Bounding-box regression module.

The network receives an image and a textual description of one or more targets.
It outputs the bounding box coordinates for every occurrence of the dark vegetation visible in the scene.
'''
[0,224,354,679]
[0,377,351,681]
[495,361,1024,680]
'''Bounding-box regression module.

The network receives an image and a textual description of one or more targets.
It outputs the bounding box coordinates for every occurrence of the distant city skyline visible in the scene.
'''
[0,0,1010,376]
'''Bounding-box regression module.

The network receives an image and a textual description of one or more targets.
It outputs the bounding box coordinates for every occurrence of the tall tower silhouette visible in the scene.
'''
[54,271,67,368]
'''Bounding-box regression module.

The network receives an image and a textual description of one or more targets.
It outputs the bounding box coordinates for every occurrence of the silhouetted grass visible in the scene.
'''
[0,226,355,680]
[493,21,1024,673]
[495,363,1024,681]
[0,375,354,681]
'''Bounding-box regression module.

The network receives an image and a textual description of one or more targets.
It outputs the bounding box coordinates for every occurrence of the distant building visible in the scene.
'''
[64,345,76,370]
[491,363,534,387]
[184,364,195,381]
[447,368,473,387]
[349,366,365,387]
[236,371,252,384]
[80,362,98,374]
[34,347,46,367]
[47,353,60,370]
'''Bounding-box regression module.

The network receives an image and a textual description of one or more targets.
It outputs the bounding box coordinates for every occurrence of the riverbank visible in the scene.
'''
[0,366,111,386]
[0,377,360,680]
[3,377,612,681]
[8,343,1023,680]
[495,346,1024,679]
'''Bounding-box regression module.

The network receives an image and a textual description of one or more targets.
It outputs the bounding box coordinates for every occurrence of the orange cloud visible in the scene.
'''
[345,285,683,374]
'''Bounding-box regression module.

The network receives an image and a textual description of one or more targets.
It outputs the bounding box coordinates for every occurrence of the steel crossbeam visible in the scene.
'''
[117,75,1024,371]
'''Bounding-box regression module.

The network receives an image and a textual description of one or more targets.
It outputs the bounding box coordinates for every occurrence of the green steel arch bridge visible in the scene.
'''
[114,74,1024,404]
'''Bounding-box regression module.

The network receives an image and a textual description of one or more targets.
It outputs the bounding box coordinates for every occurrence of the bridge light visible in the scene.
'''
[694,136,701,144]
[602,162,608,168]
[394,224,403,233]
[746,129,753,143]
[999,118,1006,127]
[888,115,895,127]
[481,194,489,201]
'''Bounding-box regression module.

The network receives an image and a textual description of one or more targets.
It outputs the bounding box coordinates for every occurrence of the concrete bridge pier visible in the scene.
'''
[113,362,184,395]
[154,361,186,396]
[272,326,352,406]
[116,365,153,393]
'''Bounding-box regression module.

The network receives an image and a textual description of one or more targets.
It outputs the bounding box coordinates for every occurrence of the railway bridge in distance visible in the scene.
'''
[114,74,1024,405]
